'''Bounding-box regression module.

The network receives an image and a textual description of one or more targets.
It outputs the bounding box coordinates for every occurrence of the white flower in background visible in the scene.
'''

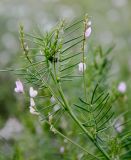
[78,62,86,72]
[114,117,124,133]
[29,87,38,98]
[14,80,24,93]
[53,105,60,112]
[85,27,92,38]
[29,106,39,115]
[30,98,35,107]
[112,0,127,8]
[50,96,56,103]
[60,146,65,154]
[118,82,127,93]
[0,118,23,140]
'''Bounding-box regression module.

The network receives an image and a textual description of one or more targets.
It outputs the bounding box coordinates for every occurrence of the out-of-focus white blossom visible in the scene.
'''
[78,62,86,72]
[0,118,23,140]
[14,80,24,93]
[112,0,127,8]
[115,117,124,133]
[53,105,60,112]
[118,82,127,93]
[29,87,38,98]
[85,27,91,38]
[60,146,65,154]
[50,96,56,103]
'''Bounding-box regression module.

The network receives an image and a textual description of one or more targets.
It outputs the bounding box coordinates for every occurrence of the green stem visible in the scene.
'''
[50,67,110,159]
[49,18,111,159]
[53,126,100,160]
[57,85,110,160]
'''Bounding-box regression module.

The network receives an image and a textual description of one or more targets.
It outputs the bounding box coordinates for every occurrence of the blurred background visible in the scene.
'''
[0,0,131,159]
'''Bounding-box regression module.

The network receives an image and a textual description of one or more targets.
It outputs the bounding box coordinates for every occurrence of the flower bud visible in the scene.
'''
[78,62,86,72]
[117,82,127,93]
[14,80,24,93]
[29,87,38,98]
[85,27,91,38]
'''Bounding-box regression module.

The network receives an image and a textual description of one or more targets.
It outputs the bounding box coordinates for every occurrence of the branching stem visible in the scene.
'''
[53,125,100,160]
[50,68,111,159]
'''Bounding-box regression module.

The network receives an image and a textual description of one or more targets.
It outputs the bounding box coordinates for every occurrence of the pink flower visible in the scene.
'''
[118,82,127,93]
[85,27,92,38]
[29,87,38,98]
[14,80,24,93]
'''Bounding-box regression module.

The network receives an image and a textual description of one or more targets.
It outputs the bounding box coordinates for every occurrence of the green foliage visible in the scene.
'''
[0,14,131,160]
[15,15,131,160]
[12,145,23,160]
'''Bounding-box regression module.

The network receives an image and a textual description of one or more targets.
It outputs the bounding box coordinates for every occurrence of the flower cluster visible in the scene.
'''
[14,80,39,115]
[11,16,130,160]
[29,87,38,115]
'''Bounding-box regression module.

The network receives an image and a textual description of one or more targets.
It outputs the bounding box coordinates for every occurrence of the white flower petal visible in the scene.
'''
[50,96,56,103]
[78,62,86,72]
[29,87,38,97]
[53,105,60,112]
[30,98,35,107]
[115,117,124,133]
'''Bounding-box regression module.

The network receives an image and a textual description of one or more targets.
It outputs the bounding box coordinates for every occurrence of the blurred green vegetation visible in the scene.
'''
[0,0,131,159]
